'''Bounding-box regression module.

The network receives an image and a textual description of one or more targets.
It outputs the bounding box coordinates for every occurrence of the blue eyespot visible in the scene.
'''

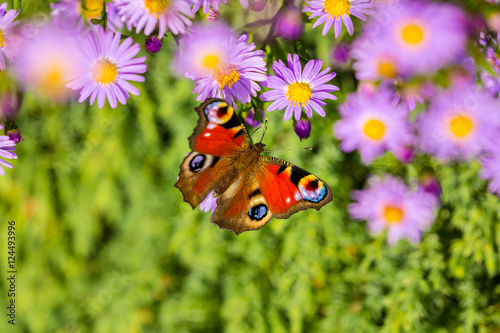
[189,154,206,173]
[249,204,267,221]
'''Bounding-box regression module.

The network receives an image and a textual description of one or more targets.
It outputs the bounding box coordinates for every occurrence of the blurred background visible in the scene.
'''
[1,0,500,332]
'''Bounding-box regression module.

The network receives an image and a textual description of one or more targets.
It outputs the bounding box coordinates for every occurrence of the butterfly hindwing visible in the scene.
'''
[211,173,273,235]
[255,156,332,219]
[189,98,251,156]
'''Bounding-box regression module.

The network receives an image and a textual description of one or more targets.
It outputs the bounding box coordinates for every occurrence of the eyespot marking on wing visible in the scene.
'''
[249,204,268,221]
[298,175,327,203]
[189,154,206,173]
[204,101,233,124]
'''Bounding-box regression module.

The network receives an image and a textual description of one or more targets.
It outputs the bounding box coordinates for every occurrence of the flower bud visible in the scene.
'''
[276,5,303,40]
[331,42,350,67]
[0,91,23,121]
[294,118,311,141]
[145,36,162,54]
[249,0,267,12]
[4,121,23,144]
[418,172,442,202]
[206,8,220,22]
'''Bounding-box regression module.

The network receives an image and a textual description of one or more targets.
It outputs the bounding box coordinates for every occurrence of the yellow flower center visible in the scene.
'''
[214,64,240,89]
[377,60,397,79]
[383,205,404,224]
[363,119,386,140]
[401,24,424,45]
[286,82,312,105]
[449,114,474,138]
[0,30,5,48]
[203,54,220,69]
[144,0,170,17]
[91,59,118,85]
[38,63,70,98]
[82,0,104,20]
[323,0,351,17]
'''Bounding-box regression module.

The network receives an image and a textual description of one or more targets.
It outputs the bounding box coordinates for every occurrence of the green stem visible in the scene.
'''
[13,0,21,11]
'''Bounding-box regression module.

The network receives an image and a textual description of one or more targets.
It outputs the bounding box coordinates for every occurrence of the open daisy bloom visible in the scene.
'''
[67,26,147,109]
[351,38,402,81]
[14,24,80,100]
[116,0,194,38]
[334,91,413,165]
[0,2,19,71]
[260,53,338,121]
[362,0,467,76]
[349,175,437,246]
[303,0,371,38]
[416,83,500,161]
[176,23,267,107]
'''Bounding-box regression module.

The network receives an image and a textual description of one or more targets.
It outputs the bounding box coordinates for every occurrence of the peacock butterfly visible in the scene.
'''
[175,98,332,234]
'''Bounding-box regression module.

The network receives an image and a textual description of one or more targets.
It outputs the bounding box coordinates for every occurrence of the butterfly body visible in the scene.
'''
[175,99,332,234]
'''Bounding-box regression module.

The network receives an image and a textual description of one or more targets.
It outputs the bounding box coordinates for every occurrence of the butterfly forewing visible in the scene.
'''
[256,156,333,219]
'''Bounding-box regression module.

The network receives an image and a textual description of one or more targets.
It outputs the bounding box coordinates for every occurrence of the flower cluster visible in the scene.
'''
[2,0,500,248]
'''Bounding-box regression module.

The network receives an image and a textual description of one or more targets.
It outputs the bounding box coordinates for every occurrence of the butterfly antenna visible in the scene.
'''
[259,118,268,144]
[250,125,264,137]
[263,147,312,153]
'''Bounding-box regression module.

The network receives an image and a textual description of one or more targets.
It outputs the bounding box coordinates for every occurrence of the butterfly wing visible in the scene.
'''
[210,156,332,235]
[211,173,273,235]
[175,99,251,208]
[255,156,332,219]
[188,98,250,155]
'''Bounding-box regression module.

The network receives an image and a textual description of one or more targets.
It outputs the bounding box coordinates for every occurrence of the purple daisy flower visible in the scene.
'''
[176,22,267,107]
[361,0,467,76]
[349,175,437,246]
[416,83,500,161]
[199,190,218,213]
[0,124,17,175]
[260,54,338,121]
[67,26,147,109]
[333,91,414,165]
[480,145,500,196]
[0,3,19,70]
[192,0,227,14]
[351,38,403,81]
[14,24,81,100]
[116,0,193,38]
[302,0,371,38]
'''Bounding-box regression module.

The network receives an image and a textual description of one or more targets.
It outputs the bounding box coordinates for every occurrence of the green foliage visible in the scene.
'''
[1,2,500,333]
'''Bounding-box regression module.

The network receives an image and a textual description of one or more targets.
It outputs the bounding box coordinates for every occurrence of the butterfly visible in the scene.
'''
[175,98,332,235]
